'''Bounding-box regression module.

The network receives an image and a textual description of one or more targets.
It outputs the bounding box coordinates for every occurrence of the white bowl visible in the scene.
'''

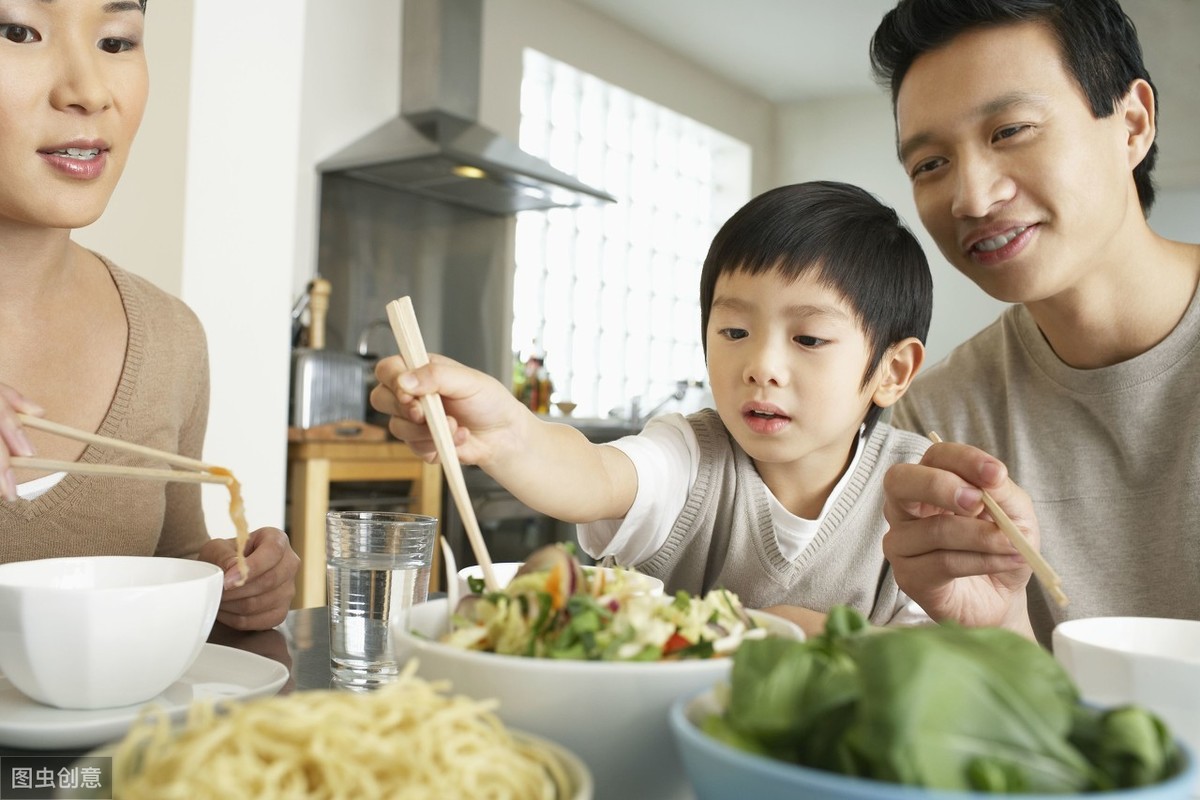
[0,556,223,710]
[1054,617,1200,764]
[456,562,665,599]
[396,597,802,800]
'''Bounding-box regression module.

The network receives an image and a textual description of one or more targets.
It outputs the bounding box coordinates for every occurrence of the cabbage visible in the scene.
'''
[715,608,1181,793]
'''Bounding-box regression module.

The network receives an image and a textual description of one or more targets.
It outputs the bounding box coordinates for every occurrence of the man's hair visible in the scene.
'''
[869,0,1158,213]
[698,181,933,431]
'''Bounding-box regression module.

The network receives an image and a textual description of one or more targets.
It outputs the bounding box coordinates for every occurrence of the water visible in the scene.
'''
[327,559,430,690]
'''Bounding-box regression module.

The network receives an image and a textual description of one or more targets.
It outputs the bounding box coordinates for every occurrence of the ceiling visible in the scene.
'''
[570,0,1200,189]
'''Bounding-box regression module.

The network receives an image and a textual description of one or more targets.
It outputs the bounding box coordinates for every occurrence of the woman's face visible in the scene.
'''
[0,0,147,231]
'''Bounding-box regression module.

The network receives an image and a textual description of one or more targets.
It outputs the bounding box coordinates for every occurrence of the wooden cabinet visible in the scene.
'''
[286,440,442,608]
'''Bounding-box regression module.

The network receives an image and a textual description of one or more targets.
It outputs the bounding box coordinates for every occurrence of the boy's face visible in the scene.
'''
[705,268,881,483]
[0,0,147,231]
[895,22,1147,306]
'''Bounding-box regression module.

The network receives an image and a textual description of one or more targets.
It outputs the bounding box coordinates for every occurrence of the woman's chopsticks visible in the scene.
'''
[12,413,231,486]
[928,432,1069,608]
[386,296,501,593]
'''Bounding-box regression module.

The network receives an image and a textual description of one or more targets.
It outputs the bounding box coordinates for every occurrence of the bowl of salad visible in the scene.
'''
[396,545,803,800]
[670,607,1196,800]
[456,561,664,601]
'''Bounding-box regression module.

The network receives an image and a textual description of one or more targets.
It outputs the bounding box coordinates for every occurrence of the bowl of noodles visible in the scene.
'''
[93,664,592,799]
[395,546,804,800]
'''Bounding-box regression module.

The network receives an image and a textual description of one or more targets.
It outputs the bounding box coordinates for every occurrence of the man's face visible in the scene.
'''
[895,21,1146,306]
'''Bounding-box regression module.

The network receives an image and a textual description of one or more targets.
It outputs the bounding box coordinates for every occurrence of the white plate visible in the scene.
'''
[0,643,289,749]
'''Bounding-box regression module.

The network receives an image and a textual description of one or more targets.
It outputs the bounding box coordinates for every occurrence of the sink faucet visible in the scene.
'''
[625,379,704,425]
[356,318,393,357]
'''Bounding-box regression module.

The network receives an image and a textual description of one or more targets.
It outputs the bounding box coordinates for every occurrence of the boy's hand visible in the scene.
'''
[882,440,1038,639]
[371,354,526,469]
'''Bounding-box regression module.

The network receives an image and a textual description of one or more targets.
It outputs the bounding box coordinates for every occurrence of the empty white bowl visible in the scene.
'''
[0,556,223,709]
[456,562,664,599]
[1054,616,1200,766]
[396,597,802,800]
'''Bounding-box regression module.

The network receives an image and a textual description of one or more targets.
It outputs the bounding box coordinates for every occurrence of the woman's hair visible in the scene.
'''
[869,0,1158,213]
[698,181,932,431]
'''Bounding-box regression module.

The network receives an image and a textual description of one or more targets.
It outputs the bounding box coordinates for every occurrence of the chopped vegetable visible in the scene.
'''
[704,606,1182,793]
[443,544,768,662]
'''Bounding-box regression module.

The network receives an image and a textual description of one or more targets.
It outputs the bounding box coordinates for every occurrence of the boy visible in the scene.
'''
[871,0,1200,643]
[374,181,933,631]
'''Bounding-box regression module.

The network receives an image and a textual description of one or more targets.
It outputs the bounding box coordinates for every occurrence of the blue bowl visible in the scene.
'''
[669,688,1198,800]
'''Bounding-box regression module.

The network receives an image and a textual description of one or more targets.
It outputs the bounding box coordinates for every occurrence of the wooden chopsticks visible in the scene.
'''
[928,432,1069,607]
[11,413,231,486]
[386,296,501,593]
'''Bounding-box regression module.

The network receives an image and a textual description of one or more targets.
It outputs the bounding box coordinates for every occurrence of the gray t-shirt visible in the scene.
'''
[892,287,1200,645]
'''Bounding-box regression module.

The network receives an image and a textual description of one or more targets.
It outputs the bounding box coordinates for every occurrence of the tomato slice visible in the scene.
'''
[662,632,691,656]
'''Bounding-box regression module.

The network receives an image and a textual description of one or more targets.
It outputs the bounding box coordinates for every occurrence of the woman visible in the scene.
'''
[0,0,297,630]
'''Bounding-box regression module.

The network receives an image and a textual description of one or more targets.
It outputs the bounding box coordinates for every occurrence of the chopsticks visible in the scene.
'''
[386,296,501,593]
[928,432,1069,608]
[12,413,231,486]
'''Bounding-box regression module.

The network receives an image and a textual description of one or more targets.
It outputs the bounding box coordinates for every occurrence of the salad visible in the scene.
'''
[445,544,768,662]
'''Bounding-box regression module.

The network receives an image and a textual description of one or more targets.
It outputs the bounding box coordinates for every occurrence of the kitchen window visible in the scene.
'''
[513,49,751,420]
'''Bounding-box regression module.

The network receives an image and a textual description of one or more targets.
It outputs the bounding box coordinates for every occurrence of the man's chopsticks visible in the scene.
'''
[928,432,1069,607]
[386,296,501,593]
[12,413,231,486]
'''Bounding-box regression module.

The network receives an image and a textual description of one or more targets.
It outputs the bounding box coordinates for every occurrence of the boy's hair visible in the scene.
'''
[869,0,1158,213]
[698,181,932,432]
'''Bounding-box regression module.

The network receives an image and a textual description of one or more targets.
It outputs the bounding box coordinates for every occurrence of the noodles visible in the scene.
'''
[112,663,574,800]
[208,466,249,585]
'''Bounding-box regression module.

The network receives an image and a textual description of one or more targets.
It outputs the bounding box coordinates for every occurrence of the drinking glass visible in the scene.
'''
[326,511,436,689]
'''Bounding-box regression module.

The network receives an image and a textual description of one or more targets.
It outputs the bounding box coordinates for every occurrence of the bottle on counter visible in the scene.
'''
[535,363,552,415]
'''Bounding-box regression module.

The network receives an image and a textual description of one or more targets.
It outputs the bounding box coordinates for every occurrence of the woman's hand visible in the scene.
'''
[882,440,1038,639]
[199,527,299,630]
[0,384,44,501]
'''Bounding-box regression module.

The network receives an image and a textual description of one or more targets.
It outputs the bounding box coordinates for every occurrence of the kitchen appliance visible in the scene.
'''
[318,0,614,215]
[289,278,371,429]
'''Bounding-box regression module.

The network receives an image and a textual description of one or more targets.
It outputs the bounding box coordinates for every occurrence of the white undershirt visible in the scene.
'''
[578,413,929,626]
[16,472,66,501]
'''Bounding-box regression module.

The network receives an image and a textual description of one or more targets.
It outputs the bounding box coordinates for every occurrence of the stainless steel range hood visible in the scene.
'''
[318,0,615,216]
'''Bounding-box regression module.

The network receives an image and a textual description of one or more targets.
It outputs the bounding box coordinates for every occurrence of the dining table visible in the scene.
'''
[0,605,334,761]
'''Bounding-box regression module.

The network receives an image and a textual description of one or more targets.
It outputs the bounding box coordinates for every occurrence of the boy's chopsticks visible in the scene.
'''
[386,296,501,593]
[928,432,1069,608]
[12,413,230,486]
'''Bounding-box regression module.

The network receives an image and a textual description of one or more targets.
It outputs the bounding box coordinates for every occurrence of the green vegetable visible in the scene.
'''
[713,607,1181,793]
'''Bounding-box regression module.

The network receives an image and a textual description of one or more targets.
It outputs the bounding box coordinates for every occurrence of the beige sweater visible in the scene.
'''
[0,256,211,561]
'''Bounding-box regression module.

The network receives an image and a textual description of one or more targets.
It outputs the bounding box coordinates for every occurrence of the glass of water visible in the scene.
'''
[326,511,436,690]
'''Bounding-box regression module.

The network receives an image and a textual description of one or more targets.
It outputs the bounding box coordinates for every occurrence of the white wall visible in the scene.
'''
[78,2,305,534]
[1151,188,1200,243]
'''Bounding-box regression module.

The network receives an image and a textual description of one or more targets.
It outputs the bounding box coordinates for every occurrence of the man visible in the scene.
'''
[870,0,1200,644]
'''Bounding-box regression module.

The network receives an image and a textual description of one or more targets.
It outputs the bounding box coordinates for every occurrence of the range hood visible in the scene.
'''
[318,0,615,216]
